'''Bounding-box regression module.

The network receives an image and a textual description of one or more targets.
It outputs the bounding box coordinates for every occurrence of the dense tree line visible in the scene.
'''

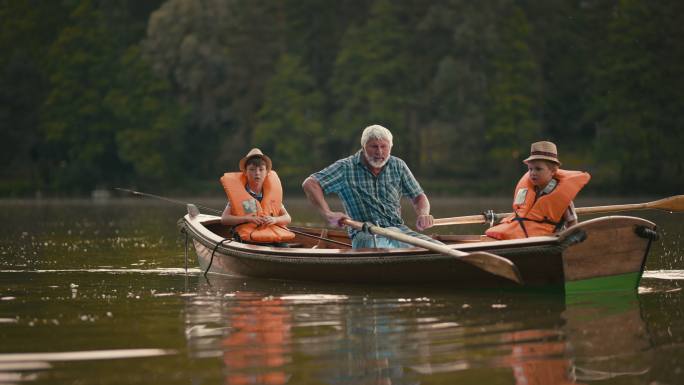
[1,0,683,196]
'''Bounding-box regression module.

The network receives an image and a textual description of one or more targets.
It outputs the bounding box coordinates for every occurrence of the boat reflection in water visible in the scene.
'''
[561,292,652,382]
[497,291,650,385]
[220,293,291,385]
[184,287,293,385]
[183,277,652,384]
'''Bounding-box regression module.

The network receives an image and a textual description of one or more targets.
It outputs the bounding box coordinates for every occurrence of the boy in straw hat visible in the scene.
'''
[485,141,591,240]
[220,148,294,245]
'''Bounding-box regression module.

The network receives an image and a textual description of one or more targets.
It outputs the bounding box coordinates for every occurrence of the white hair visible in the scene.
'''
[360,124,393,147]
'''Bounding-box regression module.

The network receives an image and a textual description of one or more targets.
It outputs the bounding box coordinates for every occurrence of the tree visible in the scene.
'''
[485,5,543,179]
[330,0,426,164]
[418,0,542,184]
[39,0,170,193]
[0,1,69,194]
[254,53,324,187]
[525,0,610,151]
[418,0,500,180]
[107,46,189,183]
[143,0,284,177]
[39,0,129,192]
[592,0,684,192]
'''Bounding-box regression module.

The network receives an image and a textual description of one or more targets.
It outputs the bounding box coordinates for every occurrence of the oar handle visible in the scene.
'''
[341,218,365,231]
[433,214,489,226]
[433,212,510,227]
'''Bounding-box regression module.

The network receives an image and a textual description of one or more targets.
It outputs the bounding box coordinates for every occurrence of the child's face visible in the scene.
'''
[245,164,267,189]
[526,160,556,188]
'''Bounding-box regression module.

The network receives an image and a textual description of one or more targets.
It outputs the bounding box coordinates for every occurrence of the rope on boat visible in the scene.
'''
[178,221,190,274]
[184,231,189,274]
[205,238,232,276]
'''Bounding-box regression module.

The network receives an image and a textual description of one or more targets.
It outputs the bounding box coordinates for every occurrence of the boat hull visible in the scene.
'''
[180,214,657,292]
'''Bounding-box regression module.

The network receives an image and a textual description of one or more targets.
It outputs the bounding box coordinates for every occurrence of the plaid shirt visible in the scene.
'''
[311,150,424,237]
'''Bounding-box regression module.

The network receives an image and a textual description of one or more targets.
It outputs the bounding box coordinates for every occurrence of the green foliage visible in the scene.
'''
[39,0,124,192]
[0,1,70,194]
[142,0,284,176]
[486,5,543,177]
[254,54,324,184]
[592,0,684,192]
[2,0,683,196]
[108,46,189,182]
[330,0,424,161]
[281,0,369,86]
[38,0,178,193]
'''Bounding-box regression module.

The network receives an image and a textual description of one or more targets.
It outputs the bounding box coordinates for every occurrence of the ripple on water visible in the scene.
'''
[0,349,175,363]
[0,267,202,275]
[642,269,684,280]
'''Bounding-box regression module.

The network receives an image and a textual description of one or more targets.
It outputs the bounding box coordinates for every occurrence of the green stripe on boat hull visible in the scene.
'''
[565,272,642,294]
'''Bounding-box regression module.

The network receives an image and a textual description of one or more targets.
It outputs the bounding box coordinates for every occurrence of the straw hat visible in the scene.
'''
[239,148,272,171]
[523,141,561,165]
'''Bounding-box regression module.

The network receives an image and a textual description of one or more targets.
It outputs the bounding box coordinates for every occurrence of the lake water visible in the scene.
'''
[0,197,682,384]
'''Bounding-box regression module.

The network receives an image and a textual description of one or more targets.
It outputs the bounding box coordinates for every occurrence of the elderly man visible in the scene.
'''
[302,124,440,248]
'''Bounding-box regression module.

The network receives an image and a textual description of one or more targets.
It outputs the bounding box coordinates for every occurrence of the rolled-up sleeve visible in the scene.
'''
[399,160,424,199]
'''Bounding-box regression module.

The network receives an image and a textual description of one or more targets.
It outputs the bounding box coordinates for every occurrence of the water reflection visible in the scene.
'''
[221,293,292,385]
[563,292,651,382]
[0,200,680,383]
[503,329,578,385]
[184,277,653,384]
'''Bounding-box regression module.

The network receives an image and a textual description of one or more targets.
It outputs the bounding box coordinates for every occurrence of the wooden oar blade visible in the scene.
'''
[457,251,523,284]
[649,195,684,212]
[342,218,522,284]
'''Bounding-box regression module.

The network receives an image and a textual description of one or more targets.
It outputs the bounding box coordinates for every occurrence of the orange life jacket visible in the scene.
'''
[220,170,295,243]
[485,169,590,240]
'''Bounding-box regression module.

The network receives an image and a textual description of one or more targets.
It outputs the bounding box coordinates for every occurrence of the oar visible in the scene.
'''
[341,219,522,284]
[433,195,684,227]
[574,195,684,215]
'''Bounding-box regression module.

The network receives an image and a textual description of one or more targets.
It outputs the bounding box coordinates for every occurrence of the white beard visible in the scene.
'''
[364,151,389,169]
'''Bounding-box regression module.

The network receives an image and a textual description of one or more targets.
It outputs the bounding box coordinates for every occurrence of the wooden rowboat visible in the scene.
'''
[178,205,659,293]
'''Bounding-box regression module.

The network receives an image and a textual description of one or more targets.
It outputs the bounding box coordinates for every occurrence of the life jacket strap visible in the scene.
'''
[512,215,561,238]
